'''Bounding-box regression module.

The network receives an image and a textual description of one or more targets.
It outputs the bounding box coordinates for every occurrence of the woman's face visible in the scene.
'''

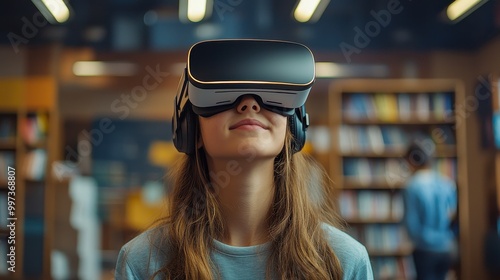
[198,95,287,161]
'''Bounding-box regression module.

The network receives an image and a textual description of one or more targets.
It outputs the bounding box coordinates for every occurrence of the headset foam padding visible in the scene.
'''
[289,105,309,153]
[172,98,197,155]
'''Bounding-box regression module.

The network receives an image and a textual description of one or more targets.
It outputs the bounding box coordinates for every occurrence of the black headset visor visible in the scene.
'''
[184,39,315,111]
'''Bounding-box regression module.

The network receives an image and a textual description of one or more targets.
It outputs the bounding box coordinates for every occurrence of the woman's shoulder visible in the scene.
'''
[321,223,367,255]
[321,223,374,279]
[115,225,171,279]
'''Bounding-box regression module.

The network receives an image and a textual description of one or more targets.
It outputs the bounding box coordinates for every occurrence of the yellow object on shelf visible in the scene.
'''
[125,188,167,231]
[0,78,23,110]
[148,141,179,167]
[25,77,56,110]
[0,77,56,110]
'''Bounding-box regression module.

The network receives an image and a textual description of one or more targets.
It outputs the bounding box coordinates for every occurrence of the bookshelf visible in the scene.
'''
[0,77,58,279]
[329,79,468,280]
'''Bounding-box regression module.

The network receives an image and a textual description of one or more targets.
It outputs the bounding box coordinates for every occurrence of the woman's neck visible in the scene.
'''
[209,158,275,247]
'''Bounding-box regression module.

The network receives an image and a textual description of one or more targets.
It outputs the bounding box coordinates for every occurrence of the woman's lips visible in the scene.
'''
[229,119,267,130]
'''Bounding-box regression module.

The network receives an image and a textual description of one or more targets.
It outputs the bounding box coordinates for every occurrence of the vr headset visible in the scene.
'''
[173,39,315,154]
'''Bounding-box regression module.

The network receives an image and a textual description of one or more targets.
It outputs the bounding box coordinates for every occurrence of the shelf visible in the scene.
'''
[344,218,402,224]
[368,247,413,257]
[0,139,16,150]
[24,141,47,149]
[342,117,455,125]
[341,151,407,158]
[340,146,457,158]
[25,178,46,184]
[341,179,405,190]
[435,145,458,157]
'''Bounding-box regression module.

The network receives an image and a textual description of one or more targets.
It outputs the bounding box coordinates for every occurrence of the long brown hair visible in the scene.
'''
[151,118,344,279]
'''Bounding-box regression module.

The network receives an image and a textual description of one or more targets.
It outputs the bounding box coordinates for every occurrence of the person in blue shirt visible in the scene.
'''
[402,138,458,280]
[115,40,373,280]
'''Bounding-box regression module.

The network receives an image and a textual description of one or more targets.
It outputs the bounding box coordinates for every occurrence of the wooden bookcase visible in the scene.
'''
[328,79,468,279]
[0,77,58,279]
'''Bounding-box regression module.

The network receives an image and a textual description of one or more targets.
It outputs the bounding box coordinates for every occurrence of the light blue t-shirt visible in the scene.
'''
[115,223,373,279]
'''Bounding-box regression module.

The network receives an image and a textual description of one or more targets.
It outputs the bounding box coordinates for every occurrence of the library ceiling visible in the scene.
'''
[0,0,499,53]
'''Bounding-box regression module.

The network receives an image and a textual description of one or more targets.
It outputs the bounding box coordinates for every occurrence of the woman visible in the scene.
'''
[116,40,372,280]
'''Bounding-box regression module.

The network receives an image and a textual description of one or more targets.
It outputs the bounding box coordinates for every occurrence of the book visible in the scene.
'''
[0,152,15,181]
[344,94,368,120]
[24,149,47,180]
[338,125,353,153]
[357,158,372,186]
[373,192,391,219]
[0,115,16,141]
[21,113,48,145]
[367,125,385,154]
[398,93,411,121]
[391,193,404,220]
[339,190,358,219]
[358,191,374,220]
[374,93,399,121]
[0,192,7,228]
[0,239,7,274]
[433,92,446,119]
[430,125,456,146]
[494,111,500,149]
[416,93,430,121]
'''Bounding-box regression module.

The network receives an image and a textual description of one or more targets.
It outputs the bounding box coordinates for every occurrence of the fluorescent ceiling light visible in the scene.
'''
[315,62,342,78]
[32,0,70,23]
[294,0,330,23]
[188,0,207,22]
[315,62,389,78]
[446,0,488,22]
[73,61,138,77]
[179,0,213,23]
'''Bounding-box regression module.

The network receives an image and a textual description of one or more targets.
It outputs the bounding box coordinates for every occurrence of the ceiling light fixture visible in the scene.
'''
[293,0,330,23]
[179,0,213,23]
[72,61,138,77]
[31,0,70,24]
[446,0,488,22]
[315,62,389,78]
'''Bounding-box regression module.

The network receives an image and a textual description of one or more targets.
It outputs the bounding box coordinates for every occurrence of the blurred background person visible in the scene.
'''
[402,138,458,280]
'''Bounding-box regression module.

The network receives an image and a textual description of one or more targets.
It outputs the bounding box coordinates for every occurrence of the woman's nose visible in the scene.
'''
[236,96,261,113]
